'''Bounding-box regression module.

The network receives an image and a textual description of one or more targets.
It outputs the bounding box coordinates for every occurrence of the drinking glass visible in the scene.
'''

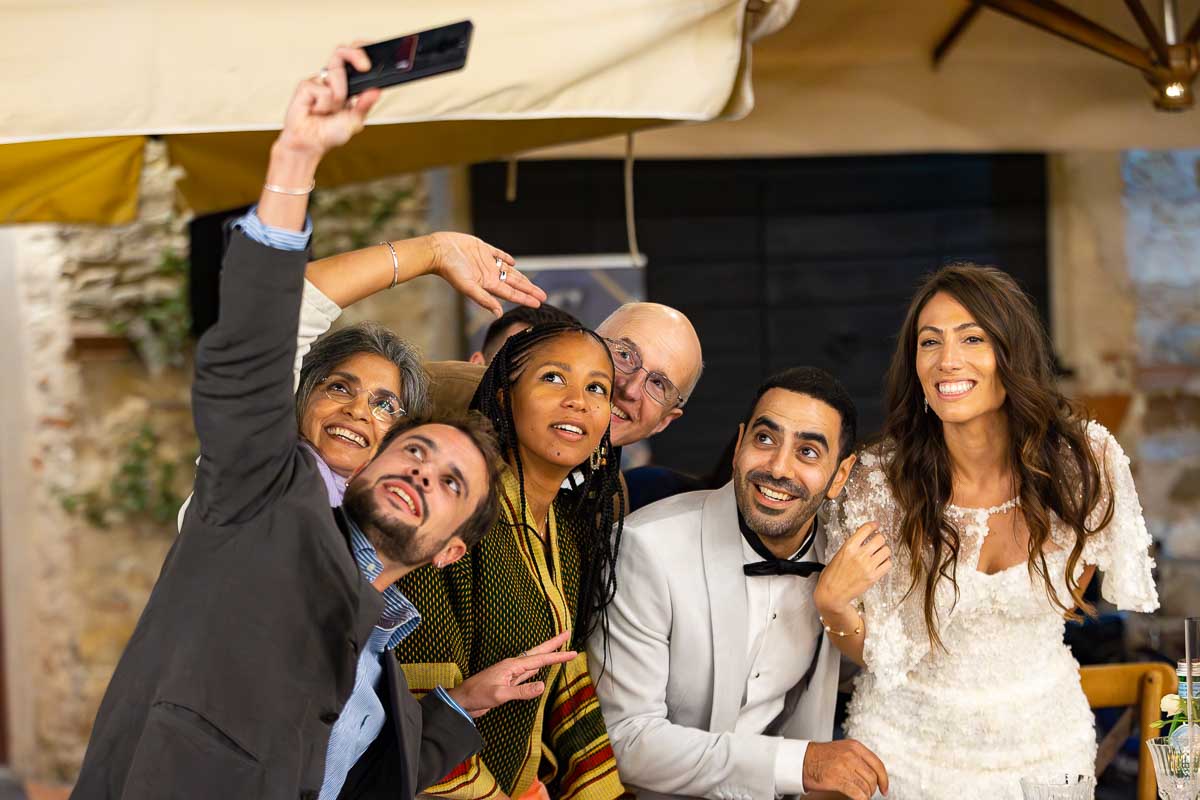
[1019,774,1096,800]
[1147,736,1200,800]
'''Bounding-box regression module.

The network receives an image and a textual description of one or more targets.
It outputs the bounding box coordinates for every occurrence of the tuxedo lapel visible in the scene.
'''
[701,482,750,733]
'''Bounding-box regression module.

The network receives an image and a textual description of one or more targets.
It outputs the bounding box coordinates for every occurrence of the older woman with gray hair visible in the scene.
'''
[292,320,430,504]
[177,228,545,523]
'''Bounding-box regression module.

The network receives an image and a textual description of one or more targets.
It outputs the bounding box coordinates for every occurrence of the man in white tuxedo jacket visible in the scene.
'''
[589,367,889,800]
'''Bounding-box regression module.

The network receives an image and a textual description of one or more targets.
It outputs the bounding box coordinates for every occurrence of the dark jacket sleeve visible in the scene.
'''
[337,663,481,800]
[415,693,483,792]
[190,229,308,526]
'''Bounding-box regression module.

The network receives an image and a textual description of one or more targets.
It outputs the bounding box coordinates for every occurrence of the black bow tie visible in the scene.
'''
[738,506,824,579]
[743,559,824,578]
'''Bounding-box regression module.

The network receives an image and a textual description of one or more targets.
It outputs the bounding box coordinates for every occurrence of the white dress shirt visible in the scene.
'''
[734,535,824,795]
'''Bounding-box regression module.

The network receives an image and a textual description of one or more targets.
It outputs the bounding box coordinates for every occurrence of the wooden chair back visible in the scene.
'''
[1080,662,1177,800]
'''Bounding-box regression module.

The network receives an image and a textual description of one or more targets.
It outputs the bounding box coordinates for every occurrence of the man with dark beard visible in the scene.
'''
[588,367,890,800]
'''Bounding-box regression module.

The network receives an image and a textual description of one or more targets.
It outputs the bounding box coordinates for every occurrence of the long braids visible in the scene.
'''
[471,322,625,647]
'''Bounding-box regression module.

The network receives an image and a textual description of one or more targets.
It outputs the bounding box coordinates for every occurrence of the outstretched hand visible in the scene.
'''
[446,631,575,717]
[276,45,382,159]
[427,232,546,317]
[260,44,381,231]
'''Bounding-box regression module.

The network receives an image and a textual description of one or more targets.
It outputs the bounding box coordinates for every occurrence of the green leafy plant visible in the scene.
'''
[59,423,192,529]
[311,185,420,258]
[109,249,192,371]
[1153,693,1200,737]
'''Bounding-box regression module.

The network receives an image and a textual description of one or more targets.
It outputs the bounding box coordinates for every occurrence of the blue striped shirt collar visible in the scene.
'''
[343,515,421,651]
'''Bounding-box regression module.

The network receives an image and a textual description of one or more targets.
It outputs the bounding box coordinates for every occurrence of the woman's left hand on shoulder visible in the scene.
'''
[815,521,891,614]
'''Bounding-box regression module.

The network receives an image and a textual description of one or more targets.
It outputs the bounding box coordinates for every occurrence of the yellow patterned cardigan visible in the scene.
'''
[394,468,626,799]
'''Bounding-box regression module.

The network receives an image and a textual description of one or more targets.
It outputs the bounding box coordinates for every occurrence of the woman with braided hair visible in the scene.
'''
[395,321,627,800]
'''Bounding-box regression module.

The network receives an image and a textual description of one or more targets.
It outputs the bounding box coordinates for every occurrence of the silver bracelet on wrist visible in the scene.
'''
[263,180,316,196]
[380,241,400,289]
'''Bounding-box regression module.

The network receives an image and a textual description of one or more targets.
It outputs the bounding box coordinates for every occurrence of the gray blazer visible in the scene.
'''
[588,483,840,800]
[70,231,479,800]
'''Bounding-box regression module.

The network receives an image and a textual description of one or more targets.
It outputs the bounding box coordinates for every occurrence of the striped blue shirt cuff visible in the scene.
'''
[434,686,476,726]
[232,206,313,251]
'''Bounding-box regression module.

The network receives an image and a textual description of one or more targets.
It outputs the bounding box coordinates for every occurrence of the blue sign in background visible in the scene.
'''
[463,262,645,353]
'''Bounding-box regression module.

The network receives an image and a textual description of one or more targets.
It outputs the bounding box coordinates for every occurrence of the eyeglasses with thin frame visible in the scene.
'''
[603,337,686,408]
[319,378,406,423]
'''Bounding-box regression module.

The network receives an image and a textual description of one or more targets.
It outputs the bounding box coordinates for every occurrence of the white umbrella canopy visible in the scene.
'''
[0,0,794,222]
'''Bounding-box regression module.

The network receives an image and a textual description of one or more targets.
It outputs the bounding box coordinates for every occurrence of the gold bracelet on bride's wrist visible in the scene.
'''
[819,612,863,638]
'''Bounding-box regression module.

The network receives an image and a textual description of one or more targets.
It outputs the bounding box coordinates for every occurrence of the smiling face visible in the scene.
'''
[915,291,1007,426]
[299,352,403,478]
[509,332,614,472]
[732,388,855,545]
[343,423,489,569]
[596,304,702,448]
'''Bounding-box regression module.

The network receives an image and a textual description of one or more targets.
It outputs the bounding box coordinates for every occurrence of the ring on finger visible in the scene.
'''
[317,67,330,85]
[518,650,527,658]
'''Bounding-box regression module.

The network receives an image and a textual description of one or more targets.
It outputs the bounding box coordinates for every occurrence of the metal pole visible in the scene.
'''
[1164,0,1179,44]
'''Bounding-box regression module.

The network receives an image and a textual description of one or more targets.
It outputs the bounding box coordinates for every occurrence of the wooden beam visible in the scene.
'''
[1186,7,1200,44]
[981,0,1155,72]
[1123,0,1172,65]
[1094,707,1134,776]
[933,2,983,68]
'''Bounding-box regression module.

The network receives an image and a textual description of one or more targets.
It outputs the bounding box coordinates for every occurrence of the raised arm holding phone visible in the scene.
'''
[72,45,566,800]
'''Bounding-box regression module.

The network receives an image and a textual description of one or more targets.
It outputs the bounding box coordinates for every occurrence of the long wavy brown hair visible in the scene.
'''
[882,263,1113,651]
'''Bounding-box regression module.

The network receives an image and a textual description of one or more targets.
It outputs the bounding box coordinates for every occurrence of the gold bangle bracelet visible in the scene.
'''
[819,613,863,638]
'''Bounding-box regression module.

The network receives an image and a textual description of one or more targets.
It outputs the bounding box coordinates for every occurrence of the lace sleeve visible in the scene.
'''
[829,448,934,691]
[1080,422,1159,613]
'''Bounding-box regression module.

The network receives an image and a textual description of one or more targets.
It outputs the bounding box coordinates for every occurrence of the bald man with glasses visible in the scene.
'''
[596,301,702,449]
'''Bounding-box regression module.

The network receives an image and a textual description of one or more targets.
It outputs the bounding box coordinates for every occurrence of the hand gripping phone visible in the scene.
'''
[346,20,473,96]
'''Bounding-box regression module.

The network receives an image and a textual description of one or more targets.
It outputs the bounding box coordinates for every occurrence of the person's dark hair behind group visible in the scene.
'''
[470,321,625,646]
[479,303,580,363]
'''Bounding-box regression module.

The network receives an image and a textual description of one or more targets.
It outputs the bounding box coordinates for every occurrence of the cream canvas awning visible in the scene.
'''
[0,0,794,223]
[534,0,1200,160]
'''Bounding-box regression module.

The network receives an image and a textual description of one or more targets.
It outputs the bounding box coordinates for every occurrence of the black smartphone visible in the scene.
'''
[346,20,473,96]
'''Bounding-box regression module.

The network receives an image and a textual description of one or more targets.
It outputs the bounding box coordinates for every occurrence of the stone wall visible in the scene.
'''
[1050,150,1200,657]
[1123,151,1200,557]
[1,140,192,782]
[1122,150,1200,651]
[0,140,451,784]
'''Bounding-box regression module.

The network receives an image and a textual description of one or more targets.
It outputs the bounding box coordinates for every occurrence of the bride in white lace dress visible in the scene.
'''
[814,264,1158,800]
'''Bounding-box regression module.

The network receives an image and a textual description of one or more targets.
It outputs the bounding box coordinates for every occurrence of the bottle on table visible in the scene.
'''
[1171,658,1200,749]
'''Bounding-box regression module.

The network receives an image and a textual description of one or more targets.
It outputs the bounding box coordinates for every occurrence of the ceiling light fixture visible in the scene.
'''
[934,0,1200,112]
